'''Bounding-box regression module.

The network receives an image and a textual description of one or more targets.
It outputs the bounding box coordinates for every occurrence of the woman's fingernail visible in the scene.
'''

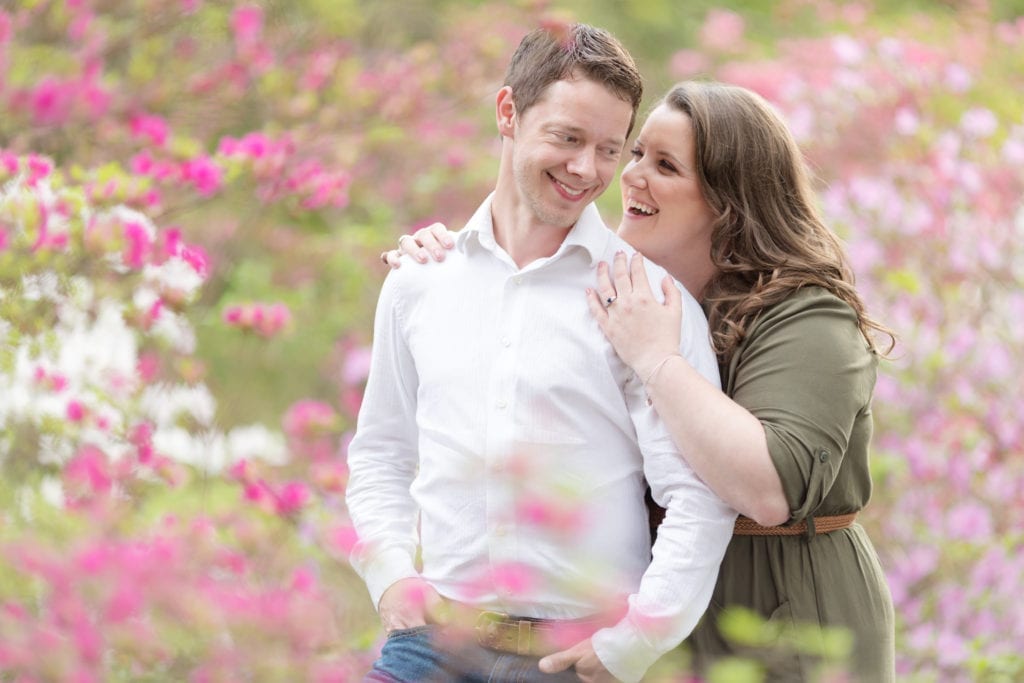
[433,250,442,259]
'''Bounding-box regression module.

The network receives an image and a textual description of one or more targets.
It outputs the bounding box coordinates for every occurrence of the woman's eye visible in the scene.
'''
[659,160,677,172]
[629,147,642,158]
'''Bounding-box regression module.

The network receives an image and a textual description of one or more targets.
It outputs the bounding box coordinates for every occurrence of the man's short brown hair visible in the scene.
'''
[504,23,643,137]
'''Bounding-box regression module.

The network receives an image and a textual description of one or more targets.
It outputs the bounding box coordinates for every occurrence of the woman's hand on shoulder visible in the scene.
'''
[380,223,456,269]
[587,251,683,377]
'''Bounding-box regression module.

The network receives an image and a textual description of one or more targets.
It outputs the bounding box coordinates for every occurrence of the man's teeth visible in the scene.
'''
[628,199,657,215]
[555,178,585,197]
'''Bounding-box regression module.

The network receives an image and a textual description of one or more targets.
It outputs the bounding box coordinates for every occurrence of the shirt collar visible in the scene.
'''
[456,193,612,267]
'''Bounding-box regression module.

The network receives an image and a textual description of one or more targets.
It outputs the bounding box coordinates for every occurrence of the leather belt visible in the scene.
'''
[473,610,601,657]
[733,512,857,537]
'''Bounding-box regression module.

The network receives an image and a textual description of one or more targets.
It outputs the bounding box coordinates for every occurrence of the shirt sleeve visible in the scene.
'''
[731,290,877,522]
[590,308,735,682]
[344,272,423,609]
[677,282,721,389]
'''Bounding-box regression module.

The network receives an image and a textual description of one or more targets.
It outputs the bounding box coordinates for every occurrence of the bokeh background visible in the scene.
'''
[1,0,1022,681]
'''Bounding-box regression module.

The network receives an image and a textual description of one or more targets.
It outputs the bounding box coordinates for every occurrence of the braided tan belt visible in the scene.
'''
[733,512,857,536]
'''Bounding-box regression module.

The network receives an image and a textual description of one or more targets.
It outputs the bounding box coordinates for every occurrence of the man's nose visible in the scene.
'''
[566,149,598,181]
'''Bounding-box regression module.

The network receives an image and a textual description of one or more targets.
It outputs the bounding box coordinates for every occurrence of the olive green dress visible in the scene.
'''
[688,287,895,682]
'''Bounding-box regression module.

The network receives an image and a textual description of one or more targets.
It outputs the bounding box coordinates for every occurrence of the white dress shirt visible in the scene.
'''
[346,195,737,682]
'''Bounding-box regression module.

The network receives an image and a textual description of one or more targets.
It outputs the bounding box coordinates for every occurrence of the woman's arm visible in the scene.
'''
[588,252,789,526]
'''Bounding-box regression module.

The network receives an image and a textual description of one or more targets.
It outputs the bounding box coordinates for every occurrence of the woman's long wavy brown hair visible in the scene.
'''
[662,81,895,361]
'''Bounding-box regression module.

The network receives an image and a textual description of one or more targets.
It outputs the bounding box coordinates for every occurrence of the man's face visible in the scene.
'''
[508,77,633,229]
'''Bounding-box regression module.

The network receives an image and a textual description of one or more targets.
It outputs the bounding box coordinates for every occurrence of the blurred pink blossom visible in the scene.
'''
[699,9,746,53]
[129,114,169,147]
[232,5,264,46]
[946,501,993,540]
[669,49,710,78]
[66,400,86,422]
[283,399,338,440]
[960,107,998,137]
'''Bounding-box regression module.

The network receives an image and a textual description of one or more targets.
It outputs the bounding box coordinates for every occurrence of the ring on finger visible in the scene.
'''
[604,295,617,307]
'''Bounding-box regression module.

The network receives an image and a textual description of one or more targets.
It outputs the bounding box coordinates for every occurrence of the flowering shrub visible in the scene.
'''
[677,3,1024,680]
[1,0,1021,680]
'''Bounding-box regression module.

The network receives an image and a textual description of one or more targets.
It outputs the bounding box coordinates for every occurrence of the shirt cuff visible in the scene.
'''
[362,546,420,610]
[590,618,662,683]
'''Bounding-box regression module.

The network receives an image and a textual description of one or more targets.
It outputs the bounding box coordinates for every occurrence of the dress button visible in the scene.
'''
[514,276,523,285]
[497,399,507,410]
[818,449,830,463]
[501,337,511,347]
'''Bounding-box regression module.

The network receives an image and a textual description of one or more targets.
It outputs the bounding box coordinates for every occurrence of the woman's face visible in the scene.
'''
[616,104,716,278]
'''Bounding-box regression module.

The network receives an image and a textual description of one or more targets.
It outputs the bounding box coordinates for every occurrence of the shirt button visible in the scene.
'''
[497,399,508,410]
[500,337,511,347]
[818,449,830,463]
[514,276,523,285]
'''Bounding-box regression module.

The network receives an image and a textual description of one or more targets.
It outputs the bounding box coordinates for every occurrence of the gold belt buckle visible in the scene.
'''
[474,611,506,648]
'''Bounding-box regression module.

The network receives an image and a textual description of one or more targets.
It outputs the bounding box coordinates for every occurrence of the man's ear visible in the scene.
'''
[496,86,516,138]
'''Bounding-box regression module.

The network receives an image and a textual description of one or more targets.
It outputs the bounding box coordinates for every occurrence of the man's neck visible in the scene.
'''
[490,194,574,270]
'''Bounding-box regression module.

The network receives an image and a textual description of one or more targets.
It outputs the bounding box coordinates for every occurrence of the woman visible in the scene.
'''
[383,81,895,681]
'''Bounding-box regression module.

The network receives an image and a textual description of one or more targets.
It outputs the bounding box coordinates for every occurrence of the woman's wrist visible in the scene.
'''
[638,353,682,390]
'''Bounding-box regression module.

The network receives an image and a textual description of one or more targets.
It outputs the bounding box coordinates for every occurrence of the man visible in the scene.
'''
[346,24,736,683]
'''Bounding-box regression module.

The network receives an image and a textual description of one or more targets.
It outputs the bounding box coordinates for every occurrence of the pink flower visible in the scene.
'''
[946,501,993,540]
[0,11,11,45]
[64,446,112,498]
[290,566,316,593]
[699,9,746,53]
[29,77,75,125]
[0,226,8,251]
[27,155,53,185]
[669,49,710,78]
[180,155,223,196]
[283,400,337,439]
[274,481,309,515]
[66,400,86,422]
[122,220,153,268]
[961,107,998,138]
[232,4,264,46]
[180,243,209,276]
[136,352,160,383]
[223,304,244,325]
[129,114,169,147]
[331,525,359,555]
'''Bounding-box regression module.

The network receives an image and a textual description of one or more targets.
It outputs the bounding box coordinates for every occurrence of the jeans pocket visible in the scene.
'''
[386,624,435,639]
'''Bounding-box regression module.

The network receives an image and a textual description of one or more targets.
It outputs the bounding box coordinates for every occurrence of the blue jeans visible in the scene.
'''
[364,625,580,683]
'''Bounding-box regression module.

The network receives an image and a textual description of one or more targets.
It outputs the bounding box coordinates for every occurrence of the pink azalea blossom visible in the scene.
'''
[283,399,337,440]
[946,501,994,540]
[122,220,153,268]
[699,9,746,53]
[180,155,223,196]
[331,525,359,555]
[129,114,169,147]
[274,481,309,515]
[231,5,264,46]
[66,400,86,422]
[0,11,11,45]
[669,49,710,78]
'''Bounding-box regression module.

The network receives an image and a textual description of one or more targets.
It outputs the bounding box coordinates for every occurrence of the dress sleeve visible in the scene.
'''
[729,290,877,522]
